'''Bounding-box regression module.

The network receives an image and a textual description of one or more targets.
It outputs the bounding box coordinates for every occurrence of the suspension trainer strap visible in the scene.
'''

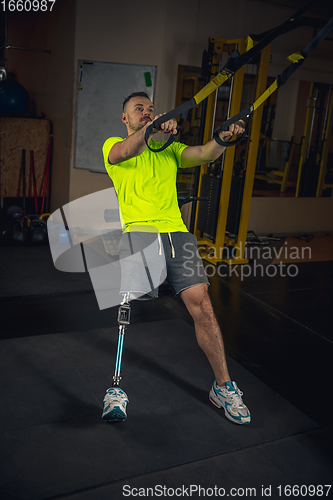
[144,1,314,153]
[214,16,333,147]
[222,1,313,75]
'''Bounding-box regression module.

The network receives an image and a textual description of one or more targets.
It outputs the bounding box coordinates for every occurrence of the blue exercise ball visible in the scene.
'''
[0,79,30,117]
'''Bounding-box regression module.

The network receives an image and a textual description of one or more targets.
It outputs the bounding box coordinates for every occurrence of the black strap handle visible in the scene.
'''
[144,101,195,153]
[145,129,179,153]
[214,130,248,148]
[213,106,252,147]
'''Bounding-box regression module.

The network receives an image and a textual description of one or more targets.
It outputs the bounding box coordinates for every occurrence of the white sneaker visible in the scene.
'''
[209,380,251,424]
[102,387,129,422]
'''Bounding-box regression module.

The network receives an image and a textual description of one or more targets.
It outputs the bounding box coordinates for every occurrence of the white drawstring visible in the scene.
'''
[168,232,175,258]
[157,233,162,255]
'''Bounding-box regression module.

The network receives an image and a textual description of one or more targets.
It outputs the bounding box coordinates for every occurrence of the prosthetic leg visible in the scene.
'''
[102,231,161,422]
[113,292,131,386]
[102,292,131,422]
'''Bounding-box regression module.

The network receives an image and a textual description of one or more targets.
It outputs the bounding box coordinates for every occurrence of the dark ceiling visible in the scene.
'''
[257,0,333,19]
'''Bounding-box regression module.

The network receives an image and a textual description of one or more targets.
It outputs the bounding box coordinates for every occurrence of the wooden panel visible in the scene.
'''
[0,118,50,197]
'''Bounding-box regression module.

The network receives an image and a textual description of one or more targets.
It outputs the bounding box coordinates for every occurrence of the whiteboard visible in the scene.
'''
[74,60,156,173]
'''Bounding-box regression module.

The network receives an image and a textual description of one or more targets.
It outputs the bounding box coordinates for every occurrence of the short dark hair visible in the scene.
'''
[122,91,151,111]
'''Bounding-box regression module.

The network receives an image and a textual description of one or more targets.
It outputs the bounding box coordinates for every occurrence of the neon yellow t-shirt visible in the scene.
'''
[102,137,189,233]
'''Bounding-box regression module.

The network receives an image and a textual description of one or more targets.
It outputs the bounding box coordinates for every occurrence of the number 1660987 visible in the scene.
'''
[1,0,56,12]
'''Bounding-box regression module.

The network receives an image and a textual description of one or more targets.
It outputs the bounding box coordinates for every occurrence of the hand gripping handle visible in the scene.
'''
[143,100,195,153]
[144,121,179,152]
[213,105,252,148]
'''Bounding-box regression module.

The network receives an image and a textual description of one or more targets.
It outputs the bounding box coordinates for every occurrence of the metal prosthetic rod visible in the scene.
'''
[112,292,131,387]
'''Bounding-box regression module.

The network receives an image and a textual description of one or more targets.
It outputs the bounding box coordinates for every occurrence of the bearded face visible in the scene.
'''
[122,97,155,135]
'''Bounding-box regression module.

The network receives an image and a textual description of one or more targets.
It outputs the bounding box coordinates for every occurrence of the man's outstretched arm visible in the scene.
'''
[181,120,245,169]
[108,125,151,164]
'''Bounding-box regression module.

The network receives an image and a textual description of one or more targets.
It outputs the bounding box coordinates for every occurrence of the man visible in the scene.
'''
[101,91,250,425]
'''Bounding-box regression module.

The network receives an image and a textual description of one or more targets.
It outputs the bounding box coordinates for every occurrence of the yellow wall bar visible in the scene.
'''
[235,43,271,261]
[215,39,247,262]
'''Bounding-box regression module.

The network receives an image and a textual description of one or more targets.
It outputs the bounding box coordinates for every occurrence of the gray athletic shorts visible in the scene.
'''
[118,231,209,299]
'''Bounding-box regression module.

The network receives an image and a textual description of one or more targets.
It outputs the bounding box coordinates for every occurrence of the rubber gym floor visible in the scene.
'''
[0,237,332,500]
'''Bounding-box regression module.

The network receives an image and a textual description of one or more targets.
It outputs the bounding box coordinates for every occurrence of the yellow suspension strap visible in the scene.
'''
[144,1,314,153]
[213,16,333,148]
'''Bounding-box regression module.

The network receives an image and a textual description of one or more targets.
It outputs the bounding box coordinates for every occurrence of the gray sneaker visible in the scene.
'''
[209,381,251,424]
[102,387,129,422]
